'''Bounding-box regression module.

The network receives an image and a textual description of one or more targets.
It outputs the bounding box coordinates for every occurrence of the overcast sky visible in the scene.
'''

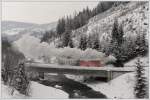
[2,1,99,24]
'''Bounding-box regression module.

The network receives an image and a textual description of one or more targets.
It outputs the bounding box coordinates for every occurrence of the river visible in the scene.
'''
[34,74,107,98]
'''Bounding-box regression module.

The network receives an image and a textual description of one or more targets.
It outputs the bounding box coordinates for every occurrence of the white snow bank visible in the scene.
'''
[30,81,68,98]
[86,72,136,99]
[124,56,149,67]
[2,81,68,99]
[2,84,27,99]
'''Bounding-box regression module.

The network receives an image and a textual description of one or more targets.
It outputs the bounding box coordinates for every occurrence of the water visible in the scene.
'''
[35,74,107,98]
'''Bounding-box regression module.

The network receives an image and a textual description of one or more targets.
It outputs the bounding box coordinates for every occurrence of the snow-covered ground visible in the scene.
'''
[124,55,149,67]
[2,81,69,99]
[86,72,136,99]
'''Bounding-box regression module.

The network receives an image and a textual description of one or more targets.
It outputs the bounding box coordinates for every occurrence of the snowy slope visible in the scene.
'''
[124,56,149,67]
[72,2,148,46]
[2,81,68,99]
[2,21,57,41]
[2,21,37,32]
[86,72,136,99]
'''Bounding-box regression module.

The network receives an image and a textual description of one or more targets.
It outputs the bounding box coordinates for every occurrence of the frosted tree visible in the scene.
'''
[2,38,25,85]
[10,62,30,96]
[134,58,147,98]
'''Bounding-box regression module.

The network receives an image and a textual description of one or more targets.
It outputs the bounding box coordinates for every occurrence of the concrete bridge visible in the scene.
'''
[25,62,135,81]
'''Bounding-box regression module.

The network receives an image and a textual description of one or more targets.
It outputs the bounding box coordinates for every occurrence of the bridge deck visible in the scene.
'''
[25,63,135,81]
[25,63,135,72]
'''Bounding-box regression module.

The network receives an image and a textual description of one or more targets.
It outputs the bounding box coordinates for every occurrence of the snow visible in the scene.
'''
[86,72,136,99]
[2,83,27,99]
[65,74,85,82]
[58,47,82,60]
[2,81,68,99]
[3,28,25,35]
[30,81,68,98]
[81,48,105,60]
[124,56,149,67]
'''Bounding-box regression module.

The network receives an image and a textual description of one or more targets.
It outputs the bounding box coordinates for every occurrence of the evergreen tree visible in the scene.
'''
[68,38,74,48]
[87,35,93,48]
[134,58,147,98]
[109,19,119,54]
[108,19,124,67]
[41,30,57,43]
[79,35,87,50]
[96,2,105,14]
[111,19,119,43]
[62,30,71,47]
[92,34,100,51]
[135,33,148,56]
[56,18,66,36]
[118,24,124,45]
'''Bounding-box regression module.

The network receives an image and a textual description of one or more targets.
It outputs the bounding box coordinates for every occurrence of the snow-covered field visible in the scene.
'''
[2,81,69,99]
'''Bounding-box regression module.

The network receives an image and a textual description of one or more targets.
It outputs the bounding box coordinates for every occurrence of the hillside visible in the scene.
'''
[72,2,148,47]
[2,21,57,41]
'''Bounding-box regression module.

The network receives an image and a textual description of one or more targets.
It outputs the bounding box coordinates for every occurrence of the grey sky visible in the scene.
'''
[2,1,99,24]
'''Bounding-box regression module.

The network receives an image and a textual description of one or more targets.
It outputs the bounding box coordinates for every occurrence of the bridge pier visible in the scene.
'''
[107,71,112,82]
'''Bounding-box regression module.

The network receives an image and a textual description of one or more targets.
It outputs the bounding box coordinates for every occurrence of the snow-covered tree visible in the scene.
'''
[10,63,30,96]
[134,58,147,98]
[2,38,25,85]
